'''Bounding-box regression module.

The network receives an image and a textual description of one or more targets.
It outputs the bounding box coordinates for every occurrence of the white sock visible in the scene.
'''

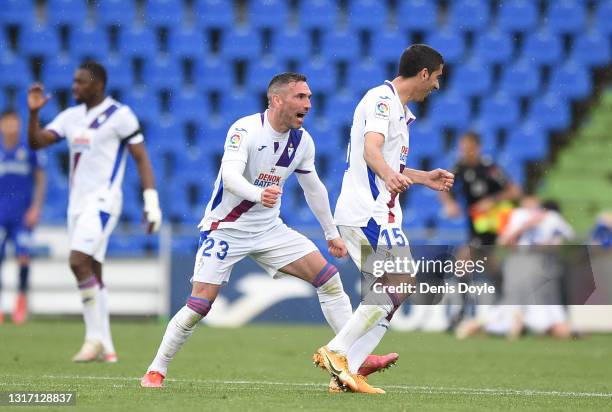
[78,276,102,342]
[148,306,203,376]
[316,274,352,333]
[327,304,392,354]
[347,318,390,373]
[98,286,115,354]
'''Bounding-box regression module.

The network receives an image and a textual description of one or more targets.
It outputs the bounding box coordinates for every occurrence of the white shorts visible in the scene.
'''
[484,305,567,335]
[339,219,414,277]
[68,208,119,263]
[192,223,318,285]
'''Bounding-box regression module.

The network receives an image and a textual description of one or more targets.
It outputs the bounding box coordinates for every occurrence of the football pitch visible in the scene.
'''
[1,320,611,411]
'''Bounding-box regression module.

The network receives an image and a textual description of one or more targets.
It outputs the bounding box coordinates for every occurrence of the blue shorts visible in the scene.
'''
[0,219,32,259]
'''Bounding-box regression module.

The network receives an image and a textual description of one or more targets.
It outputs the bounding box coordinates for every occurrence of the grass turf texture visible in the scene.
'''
[1,319,611,411]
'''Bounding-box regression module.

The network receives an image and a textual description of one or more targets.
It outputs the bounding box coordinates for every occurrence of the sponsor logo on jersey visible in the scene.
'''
[73,134,92,151]
[253,172,281,188]
[400,145,408,164]
[375,100,390,119]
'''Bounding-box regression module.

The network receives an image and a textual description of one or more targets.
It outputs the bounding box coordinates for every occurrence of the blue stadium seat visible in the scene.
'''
[428,92,470,130]
[306,120,343,152]
[269,29,310,60]
[496,154,526,186]
[118,28,158,59]
[248,0,289,30]
[47,0,88,27]
[194,0,235,30]
[142,58,184,91]
[346,61,386,94]
[0,0,37,27]
[325,91,357,125]
[105,58,134,92]
[503,121,548,161]
[408,121,444,162]
[347,0,387,31]
[527,94,571,132]
[0,29,11,57]
[201,121,229,155]
[497,0,538,33]
[477,93,520,131]
[571,31,611,68]
[548,61,591,100]
[123,89,161,126]
[547,0,587,35]
[499,60,539,97]
[397,0,438,32]
[595,1,612,35]
[320,29,360,61]
[449,60,492,97]
[193,57,233,92]
[370,30,410,61]
[222,27,260,60]
[41,56,77,90]
[298,0,338,30]
[245,58,284,91]
[69,26,110,61]
[219,90,261,121]
[522,30,563,66]
[0,56,32,88]
[168,28,207,59]
[95,0,137,27]
[448,0,489,33]
[298,59,336,93]
[19,27,62,58]
[472,30,513,65]
[425,29,465,64]
[145,0,184,28]
[171,91,210,124]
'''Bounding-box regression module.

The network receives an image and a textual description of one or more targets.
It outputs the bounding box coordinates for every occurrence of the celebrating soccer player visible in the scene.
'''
[314,45,455,393]
[26,61,162,363]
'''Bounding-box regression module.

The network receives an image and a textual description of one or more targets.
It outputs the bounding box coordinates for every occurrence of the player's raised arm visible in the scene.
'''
[27,84,59,150]
[364,132,413,194]
[128,142,162,233]
[402,167,454,192]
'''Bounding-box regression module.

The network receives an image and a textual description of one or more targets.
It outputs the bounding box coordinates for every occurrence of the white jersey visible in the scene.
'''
[335,80,415,227]
[198,111,316,232]
[46,97,143,216]
[504,208,575,245]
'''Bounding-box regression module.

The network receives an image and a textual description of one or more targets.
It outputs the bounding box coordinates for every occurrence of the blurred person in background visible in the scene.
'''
[455,196,574,340]
[0,109,46,325]
[27,61,162,362]
[590,211,612,248]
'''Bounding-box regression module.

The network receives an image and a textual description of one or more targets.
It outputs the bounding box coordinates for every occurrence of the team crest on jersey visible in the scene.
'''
[287,142,294,158]
[375,100,390,119]
[226,128,246,151]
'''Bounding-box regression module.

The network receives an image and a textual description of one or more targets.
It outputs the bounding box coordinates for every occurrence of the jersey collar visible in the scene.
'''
[384,80,416,125]
[262,109,290,140]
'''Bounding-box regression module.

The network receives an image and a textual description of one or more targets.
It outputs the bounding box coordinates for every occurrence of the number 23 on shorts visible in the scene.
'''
[200,237,230,260]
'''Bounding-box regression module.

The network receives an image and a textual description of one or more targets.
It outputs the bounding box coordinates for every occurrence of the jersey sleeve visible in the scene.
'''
[115,106,144,144]
[295,131,315,173]
[221,121,251,163]
[363,90,392,139]
[45,110,69,140]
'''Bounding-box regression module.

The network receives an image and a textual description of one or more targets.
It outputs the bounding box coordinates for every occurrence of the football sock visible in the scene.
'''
[347,318,390,373]
[78,275,102,342]
[315,272,352,334]
[148,297,211,376]
[98,286,115,354]
[327,303,392,355]
[18,265,29,293]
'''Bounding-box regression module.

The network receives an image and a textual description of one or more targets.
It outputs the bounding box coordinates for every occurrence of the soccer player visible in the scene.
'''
[141,73,391,393]
[315,45,454,392]
[0,109,46,325]
[26,61,162,362]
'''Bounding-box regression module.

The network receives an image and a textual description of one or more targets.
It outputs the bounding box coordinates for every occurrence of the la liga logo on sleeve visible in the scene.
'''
[226,129,245,151]
[375,101,390,119]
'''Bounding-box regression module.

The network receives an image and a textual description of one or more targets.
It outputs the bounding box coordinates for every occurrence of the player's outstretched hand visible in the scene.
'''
[261,185,282,208]
[27,83,51,112]
[327,237,347,258]
[143,189,162,234]
[23,205,41,229]
[384,171,413,194]
[425,169,454,192]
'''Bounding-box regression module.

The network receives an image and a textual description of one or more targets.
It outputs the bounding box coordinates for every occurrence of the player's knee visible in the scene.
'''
[185,295,213,318]
[311,262,339,289]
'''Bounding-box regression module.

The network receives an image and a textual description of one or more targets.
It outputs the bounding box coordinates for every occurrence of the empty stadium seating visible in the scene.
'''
[1,0,610,251]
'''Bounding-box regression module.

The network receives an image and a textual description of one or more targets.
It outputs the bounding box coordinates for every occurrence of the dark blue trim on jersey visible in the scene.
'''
[210,180,224,211]
[99,211,111,230]
[89,104,119,129]
[367,167,379,200]
[384,80,395,95]
[361,218,381,252]
[108,140,127,187]
[294,169,311,174]
[260,112,265,125]
[276,128,302,168]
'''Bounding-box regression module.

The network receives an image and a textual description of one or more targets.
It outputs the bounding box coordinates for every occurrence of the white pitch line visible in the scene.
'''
[1,374,611,399]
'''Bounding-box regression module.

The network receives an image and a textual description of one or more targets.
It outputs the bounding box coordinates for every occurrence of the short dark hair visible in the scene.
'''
[461,131,481,145]
[542,199,561,213]
[0,108,18,119]
[397,44,444,78]
[267,72,307,96]
[79,60,107,88]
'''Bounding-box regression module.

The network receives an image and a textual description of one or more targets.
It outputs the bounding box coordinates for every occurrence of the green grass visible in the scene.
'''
[1,319,612,411]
